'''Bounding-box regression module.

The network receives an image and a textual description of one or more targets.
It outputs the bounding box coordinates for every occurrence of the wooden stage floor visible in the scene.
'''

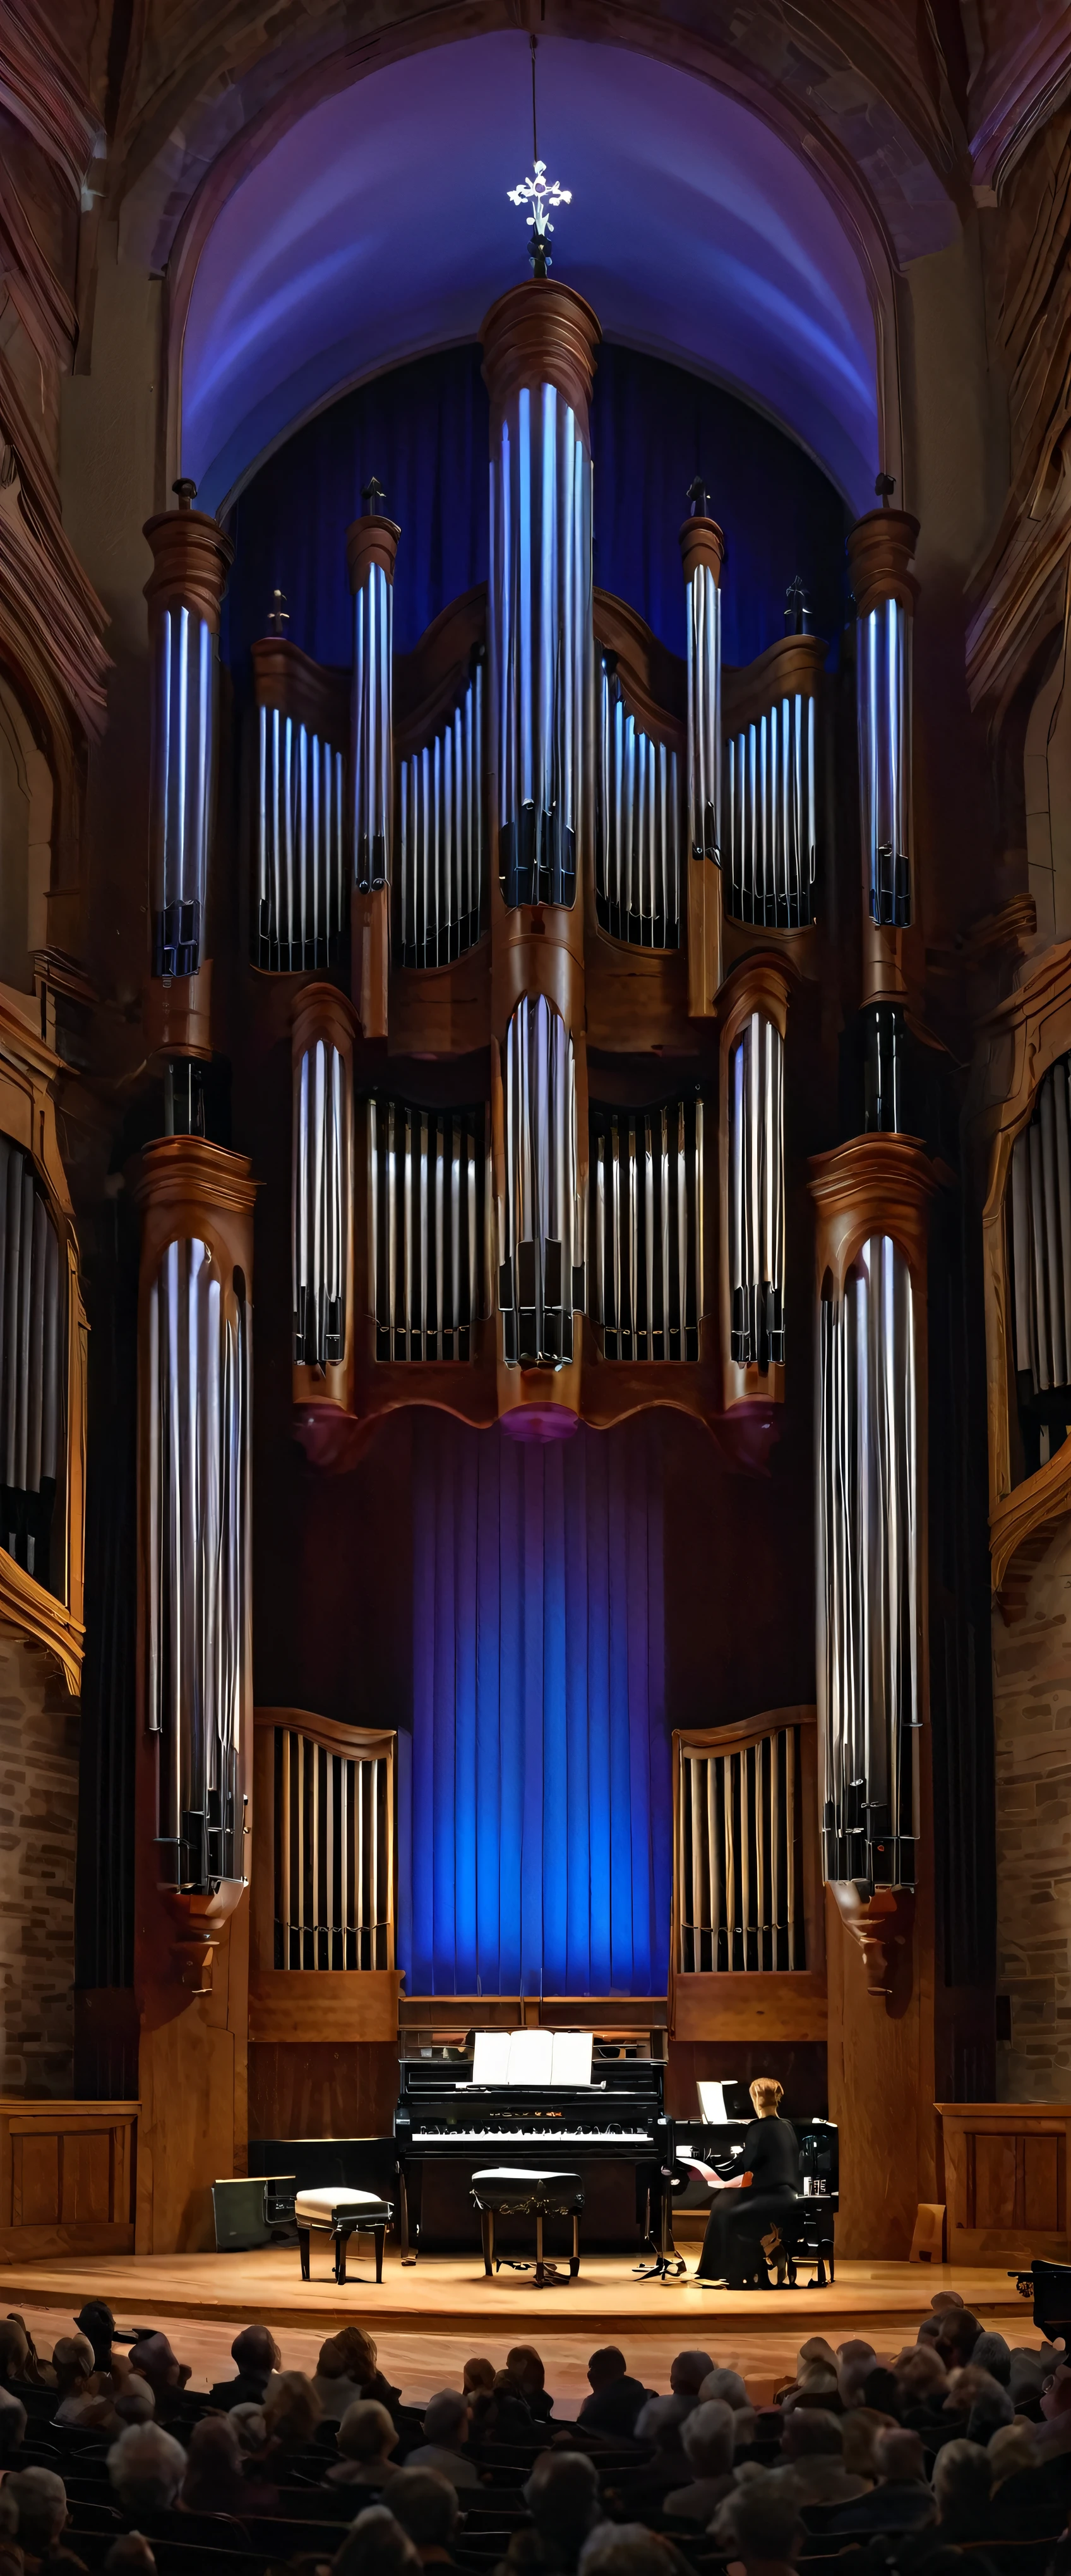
[0,2253,1044,2409]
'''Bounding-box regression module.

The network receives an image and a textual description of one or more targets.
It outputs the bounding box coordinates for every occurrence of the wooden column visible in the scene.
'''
[142,482,233,1061]
[680,510,725,1016]
[347,511,399,1041]
[131,1136,256,2253]
[481,280,599,1436]
[810,1134,940,2255]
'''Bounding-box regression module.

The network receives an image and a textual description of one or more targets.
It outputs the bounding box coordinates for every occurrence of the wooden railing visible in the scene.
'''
[670,1707,825,2041]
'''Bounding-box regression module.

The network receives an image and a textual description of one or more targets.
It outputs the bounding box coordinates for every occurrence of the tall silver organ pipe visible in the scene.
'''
[293,1039,350,1368]
[724,691,817,929]
[729,1015,785,1368]
[489,384,592,908]
[143,487,232,981]
[274,1722,392,1970]
[500,994,582,1364]
[397,657,485,967]
[0,1138,64,1591]
[589,1098,703,1361]
[348,511,399,894]
[682,516,724,862]
[369,1099,484,1360]
[597,658,681,947]
[678,1723,805,1972]
[1010,1053,1071,1414]
[147,1237,250,1892]
[257,708,346,971]
[858,595,912,927]
[817,1234,919,1890]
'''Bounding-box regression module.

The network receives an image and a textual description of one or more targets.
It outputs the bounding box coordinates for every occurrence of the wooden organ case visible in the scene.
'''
[127,261,962,2260]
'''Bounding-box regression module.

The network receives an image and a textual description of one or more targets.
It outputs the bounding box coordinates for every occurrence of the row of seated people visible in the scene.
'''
[0,2291,1066,2576]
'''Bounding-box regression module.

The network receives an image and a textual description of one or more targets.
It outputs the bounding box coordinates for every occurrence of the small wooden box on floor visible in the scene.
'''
[0,2100,137,2258]
[938,2102,1071,2260]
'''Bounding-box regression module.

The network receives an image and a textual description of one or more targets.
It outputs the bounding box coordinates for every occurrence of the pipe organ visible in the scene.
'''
[489,374,592,910]
[143,480,233,1047]
[677,1719,805,1972]
[0,1138,64,1589]
[499,994,580,1368]
[597,658,681,947]
[368,1097,485,1361]
[1010,1051,1071,1414]
[256,708,346,974]
[728,1013,785,1370]
[589,1098,703,1363]
[396,657,486,968]
[272,1715,392,1971]
[293,1035,349,1370]
[724,675,818,931]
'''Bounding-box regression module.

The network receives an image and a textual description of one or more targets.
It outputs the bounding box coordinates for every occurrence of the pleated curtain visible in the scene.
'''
[398,1412,669,1997]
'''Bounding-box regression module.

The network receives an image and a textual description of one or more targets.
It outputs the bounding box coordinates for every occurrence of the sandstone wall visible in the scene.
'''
[993,1518,1071,2099]
[0,1630,79,2094]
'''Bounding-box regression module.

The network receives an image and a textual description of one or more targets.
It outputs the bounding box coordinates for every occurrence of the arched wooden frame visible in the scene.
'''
[669,1707,825,2044]
[717,954,792,1414]
[0,993,87,1693]
[976,942,1071,1613]
[248,1705,403,2042]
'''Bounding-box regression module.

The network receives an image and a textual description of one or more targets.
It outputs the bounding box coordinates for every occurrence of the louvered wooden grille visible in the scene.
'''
[273,1724,392,1970]
[678,1725,805,1972]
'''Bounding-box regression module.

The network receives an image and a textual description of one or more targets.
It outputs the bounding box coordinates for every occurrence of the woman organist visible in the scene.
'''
[693,2077,799,2287]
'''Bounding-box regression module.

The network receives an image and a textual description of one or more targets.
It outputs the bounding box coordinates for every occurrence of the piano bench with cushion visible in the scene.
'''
[772,2195,836,2289]
[470,2166,584,2287]
[294,2185,393,2284]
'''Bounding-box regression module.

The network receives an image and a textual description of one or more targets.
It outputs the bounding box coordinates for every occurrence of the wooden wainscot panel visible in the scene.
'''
[248,1969,404,2044]
[0,2100,137,2259]
[938,2101,1071,2260]
[672,1972,828,2043]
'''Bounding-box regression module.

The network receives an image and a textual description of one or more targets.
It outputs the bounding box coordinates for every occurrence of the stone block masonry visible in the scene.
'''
[0,1629,79,2095]
[993,1517,1071,2100]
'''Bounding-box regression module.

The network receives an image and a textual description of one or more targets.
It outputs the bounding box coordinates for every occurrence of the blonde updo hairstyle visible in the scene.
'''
[750,2078,784,2114]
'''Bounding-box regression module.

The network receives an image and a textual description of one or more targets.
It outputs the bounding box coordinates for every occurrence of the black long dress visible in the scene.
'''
[696,2115,799,2282]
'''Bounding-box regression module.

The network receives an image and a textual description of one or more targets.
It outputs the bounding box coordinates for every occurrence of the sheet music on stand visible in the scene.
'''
[697,2080,738,2123]
[471,2029,594,2087]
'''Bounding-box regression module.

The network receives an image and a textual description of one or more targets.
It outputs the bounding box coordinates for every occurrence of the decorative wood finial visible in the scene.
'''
[875,472,897,508]
[362,477,386,511]
[172,477,198,510]
[267,589,289,635]
[686,475,709,516]
[785,575,811,634]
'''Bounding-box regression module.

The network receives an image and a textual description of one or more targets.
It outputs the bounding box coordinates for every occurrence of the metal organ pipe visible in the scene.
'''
[369,1098,484,1360]
[147,1234,251,1893]
[0,1138,64,1591]
[257,708,345,971]
[489,381,592,908]
[679,1724,805,1972]
[724,690,817,929]
[347,511,400,895]
[499,994,582,1365]
[589,1098,703,1361]
[1009,1054,1071,1460]
[397,657,486,967]
[817,1232,919,1890]
[293,1039,349,1368]
[847,508,919,960]
[596,659,681,946]
[729,1014,785,1368]
[681,512,724,864]
[143,482,233,984]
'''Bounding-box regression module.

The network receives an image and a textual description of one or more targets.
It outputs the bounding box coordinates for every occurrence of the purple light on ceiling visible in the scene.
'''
[182,32,878,514]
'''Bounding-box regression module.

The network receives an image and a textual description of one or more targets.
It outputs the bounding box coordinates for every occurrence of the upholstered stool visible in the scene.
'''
[775,2193,836,2289]
[295,2185,393,2285]
[470,2167,583,2287]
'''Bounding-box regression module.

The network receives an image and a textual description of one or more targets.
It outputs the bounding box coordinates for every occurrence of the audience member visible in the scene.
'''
[327,2400,400,2490]
[935,2307,983,2372]
[713,2471,804,2576]
[828,2428,936,2534]
[663,2398,735,2520]
[931,2436,994,2543]
[107,2424,186,2520]
[126,2336,189,2422]
[578,2530,687,2576]
[6,2467,70,2564]
[0,2390,27,2455]
[206,2325,280,2411]
[841,2407,897,2481]
[520,2451,601,2574]
[102,2542,157,2573]
[51,2337,98,2425]
[0,2323,30,2389]
[667,2352,714,2404]
[178,2415,248,2517]
[577,2352,651,2440]
[73,2303,121,2382]
[331,2503,421,2576]
[386,2465,462,2566]
[330,2327,404,2419]
[774,2408,867,2506]
[261,2368,323,2462]
[405,2392,479,2489]
[508,2347,554,2423]
[462,2359,496,2397]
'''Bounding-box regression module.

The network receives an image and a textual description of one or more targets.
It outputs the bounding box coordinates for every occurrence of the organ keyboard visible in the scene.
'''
[395,2032,669,2260]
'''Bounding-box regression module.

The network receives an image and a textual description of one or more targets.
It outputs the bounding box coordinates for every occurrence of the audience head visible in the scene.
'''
[945,2366,1014,2430]
[52,2332,96,2395]
[524,2450,601,2546]
[229,2402,266,2452]
[109,2423,186,2517]
[331,2504,421,2576]
[933,2436,993,2525]
[332,2328,380,2388]
[421,2390,470,2451]
[180,2415,246,2515]
[798,2340,837,2371]
[338,2400,398,2466]
[128,2333,186,2398]
[860,2366,900,2416]
[779,2409,842,2462]
[782,2366,838,2411]
[580,2531,681,2576]
[987,2422,1038,2489]
[587,2349,628,2392]
[263,2369,322,2449]
[74,2302,117,2371]
[669,2351,714,2399]
[633,2395,691,2452]
[463,2358,496,2395]
[873,2429,928,2488]
[1041,2362,1071,2422]
[386,2467,460,2549]
[699,2367,748,2411]
[114,2382,155,2428]
[506,2346,546,2398]
[231,2324,279,2380]
[972,2332,1010,2387]
[103,2541,159,2573]
[841,2411,897,2480]
[0,2390,26,2455]
[894,2345,947,2402]
[6,2467,68,2556]
[935,2307,981,2371]
[0,2323,28,2386]
[679,2399,734,2478]
[714,2471,803,2569]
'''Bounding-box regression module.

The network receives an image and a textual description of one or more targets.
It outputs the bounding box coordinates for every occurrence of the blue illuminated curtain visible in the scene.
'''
[397,1413,670,1998]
